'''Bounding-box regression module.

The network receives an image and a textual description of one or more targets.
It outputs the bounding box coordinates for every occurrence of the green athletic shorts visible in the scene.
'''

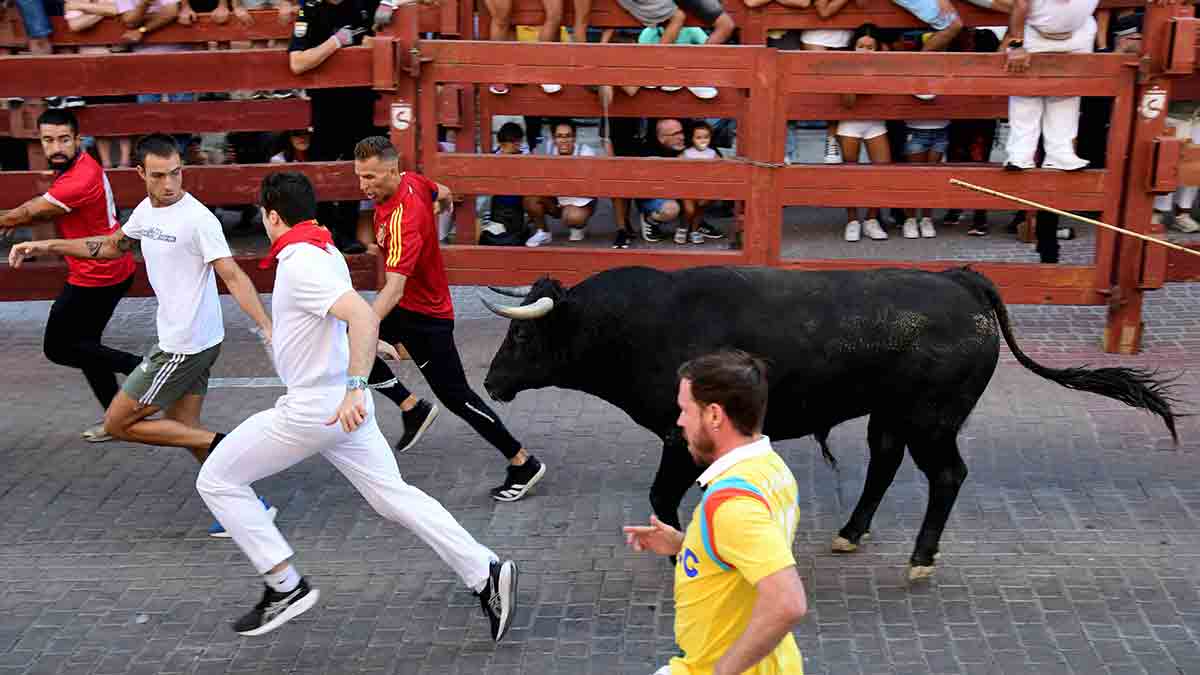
[122,343,222,409]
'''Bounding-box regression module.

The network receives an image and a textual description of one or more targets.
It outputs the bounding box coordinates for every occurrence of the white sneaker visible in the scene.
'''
[1172,213,1200,233]
[81,421,111,443]
[902,218,919,239]
[1041,156,1089,171]
[824,135,843,164]
[689,231,704,244]
[913,93,936,101]
[525,229,552,247]
[568,227,586,241]
[919,216,937,238]
[674,227,688,244]
[541,84,562,94]
[687,87,718,100]
[661,86,682,92]
[863,219,887,240]
[844,220,862,242]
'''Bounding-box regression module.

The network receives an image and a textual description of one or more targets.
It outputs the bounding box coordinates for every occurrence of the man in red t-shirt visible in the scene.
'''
[353,136,547,502]
[1,109,141,442]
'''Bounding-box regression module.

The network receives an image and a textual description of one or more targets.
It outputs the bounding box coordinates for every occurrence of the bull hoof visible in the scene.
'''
[831,536,858,553]
[907,565,936,583]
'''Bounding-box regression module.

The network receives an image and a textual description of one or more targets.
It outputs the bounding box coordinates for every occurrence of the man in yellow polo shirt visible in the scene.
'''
[625,350,808,675]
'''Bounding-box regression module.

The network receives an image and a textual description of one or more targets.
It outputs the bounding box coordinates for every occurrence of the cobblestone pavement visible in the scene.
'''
[2,282,1200,675]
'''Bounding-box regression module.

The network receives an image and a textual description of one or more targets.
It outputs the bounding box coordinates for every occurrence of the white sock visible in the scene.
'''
[265,564,301,593]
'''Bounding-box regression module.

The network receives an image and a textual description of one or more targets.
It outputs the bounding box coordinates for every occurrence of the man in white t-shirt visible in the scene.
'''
[523,120,598,246]
[9,133,272,478]
[1002,0,1098,170]
[195,171,519,638]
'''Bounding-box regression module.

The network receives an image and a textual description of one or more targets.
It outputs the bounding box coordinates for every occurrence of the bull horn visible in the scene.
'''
[481,295,555,320]
[488,285,530,298]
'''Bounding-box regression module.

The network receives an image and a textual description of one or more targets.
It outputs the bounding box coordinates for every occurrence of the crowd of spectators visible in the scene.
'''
[0,0,1181,264]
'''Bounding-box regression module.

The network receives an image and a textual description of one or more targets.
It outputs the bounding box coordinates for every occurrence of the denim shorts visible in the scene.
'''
[892,0,958,31]
[15,0,52,39]
[905,127,949,156]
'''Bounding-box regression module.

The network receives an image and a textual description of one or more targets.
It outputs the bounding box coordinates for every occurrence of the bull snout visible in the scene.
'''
[483,375,516,403]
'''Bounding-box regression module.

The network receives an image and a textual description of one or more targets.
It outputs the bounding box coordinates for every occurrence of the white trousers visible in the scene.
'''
[1155,114,1200,211]
[1005,17,1097,170]
[196,389,494,591]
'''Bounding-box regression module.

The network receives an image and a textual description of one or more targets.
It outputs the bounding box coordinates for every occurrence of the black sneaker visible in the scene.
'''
[395,399,440,454]
[697,222,725,239]
[478,559,518,642]
[233,579,320,637]
[942,209,961,227]
[639,213,662,243]
[611,229,631,249]
[490,456,546,502]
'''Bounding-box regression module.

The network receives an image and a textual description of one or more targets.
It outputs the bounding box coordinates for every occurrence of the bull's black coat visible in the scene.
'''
[482,266,1178,574]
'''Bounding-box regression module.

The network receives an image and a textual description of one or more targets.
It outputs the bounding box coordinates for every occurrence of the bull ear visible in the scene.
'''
[480,295,555,320]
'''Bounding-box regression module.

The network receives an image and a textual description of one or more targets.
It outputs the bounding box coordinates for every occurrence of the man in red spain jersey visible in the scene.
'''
[353,136,547,501]
[0,109,142,443]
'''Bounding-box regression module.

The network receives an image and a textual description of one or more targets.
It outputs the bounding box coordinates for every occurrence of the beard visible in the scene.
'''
[48,150,76,171]
[686,426,717,468]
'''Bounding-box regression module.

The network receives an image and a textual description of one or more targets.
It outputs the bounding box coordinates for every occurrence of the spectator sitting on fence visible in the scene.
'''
[679,121,724,245]
[634,118,686,243]
[892,0,962,75]
[478,122,531,246]
[637,23,718,100]
[116,0,182,46]
[482,0,573,95]
[523,120,597,247]
[837,24,891,243]
[11,0,53,56]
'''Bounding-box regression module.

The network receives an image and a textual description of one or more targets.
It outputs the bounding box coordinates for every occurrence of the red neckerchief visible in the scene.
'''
[259,220,335,269]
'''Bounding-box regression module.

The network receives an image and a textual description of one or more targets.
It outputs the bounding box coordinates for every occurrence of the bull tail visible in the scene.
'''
[946,267,1181,444]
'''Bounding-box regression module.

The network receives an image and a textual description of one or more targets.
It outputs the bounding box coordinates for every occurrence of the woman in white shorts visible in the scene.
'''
[836,24,892,243]
[802,24,853,163]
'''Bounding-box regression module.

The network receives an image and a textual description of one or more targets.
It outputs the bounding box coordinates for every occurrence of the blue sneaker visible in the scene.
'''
[208,497,278,539]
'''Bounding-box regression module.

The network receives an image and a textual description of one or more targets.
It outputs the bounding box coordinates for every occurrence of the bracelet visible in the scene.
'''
[347,376,369,391]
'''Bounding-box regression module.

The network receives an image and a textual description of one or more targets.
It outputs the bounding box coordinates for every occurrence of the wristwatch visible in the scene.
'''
[1007,39,1024,50]
[346,376,368,391]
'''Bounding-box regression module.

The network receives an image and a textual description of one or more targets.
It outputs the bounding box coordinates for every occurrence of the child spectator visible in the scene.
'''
[680,122,720,244]
[900,117,947,238]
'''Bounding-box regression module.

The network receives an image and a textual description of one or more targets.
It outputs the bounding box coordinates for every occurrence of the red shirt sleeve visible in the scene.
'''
[46,163,101,212]
[382,201,425,277]
[405,172,439,203]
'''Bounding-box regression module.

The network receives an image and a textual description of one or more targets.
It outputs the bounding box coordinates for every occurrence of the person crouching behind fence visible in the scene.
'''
[1001,0,1098,171]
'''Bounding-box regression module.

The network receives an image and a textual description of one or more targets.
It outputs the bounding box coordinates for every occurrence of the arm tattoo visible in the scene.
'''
[86,239,104,258]
[116,237,136,252]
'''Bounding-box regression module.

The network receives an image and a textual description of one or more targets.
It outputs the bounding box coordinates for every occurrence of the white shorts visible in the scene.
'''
[557,196,596,208]
[801,29,852,49]
[837,120,888,140]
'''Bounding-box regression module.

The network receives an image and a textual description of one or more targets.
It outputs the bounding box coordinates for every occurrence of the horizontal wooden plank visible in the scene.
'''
[773,259,1104,304]
[431,154,754,200]
[0,6,451,47]
[1166,243,1200,282]
[481,84,747,119]
[0,47,373,98]
[441,244,749,286]
[0,161,361,208]
[787,93,1009,120]
[0,250,381,301]
[1,99,310,138]
[780,52,1132,97]
[421,41,757,88]
[778,165,1110,210]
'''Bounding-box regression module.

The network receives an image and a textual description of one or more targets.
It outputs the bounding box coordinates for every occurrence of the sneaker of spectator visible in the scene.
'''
[525,229,552,247]
[611,229,632,248]
[689,230,703,244]
[1174,213,1200,234]
[863,218,887,240]
[824,134,843,164]
[844,219,862,242]
[918,216,936,238]
[674,226,688,244]
[902,217,920,239]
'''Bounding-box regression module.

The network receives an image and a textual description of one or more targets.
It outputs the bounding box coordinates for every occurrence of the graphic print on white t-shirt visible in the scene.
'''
[271,243,355,391]
[123,193,231,355]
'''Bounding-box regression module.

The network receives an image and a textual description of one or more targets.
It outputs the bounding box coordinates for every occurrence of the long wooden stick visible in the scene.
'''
[949,178,1200,259]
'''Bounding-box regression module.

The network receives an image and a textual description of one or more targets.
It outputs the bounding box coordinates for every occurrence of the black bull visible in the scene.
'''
[480,266,1179,579]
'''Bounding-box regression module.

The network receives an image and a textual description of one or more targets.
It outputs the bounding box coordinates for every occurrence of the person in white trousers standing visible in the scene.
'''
[1002,0,1098,171]
[196,172,519,639]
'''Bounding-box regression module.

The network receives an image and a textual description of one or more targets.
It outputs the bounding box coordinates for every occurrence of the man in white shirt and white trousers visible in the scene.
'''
[195,172,518,639]
[1002,0,1099,171]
